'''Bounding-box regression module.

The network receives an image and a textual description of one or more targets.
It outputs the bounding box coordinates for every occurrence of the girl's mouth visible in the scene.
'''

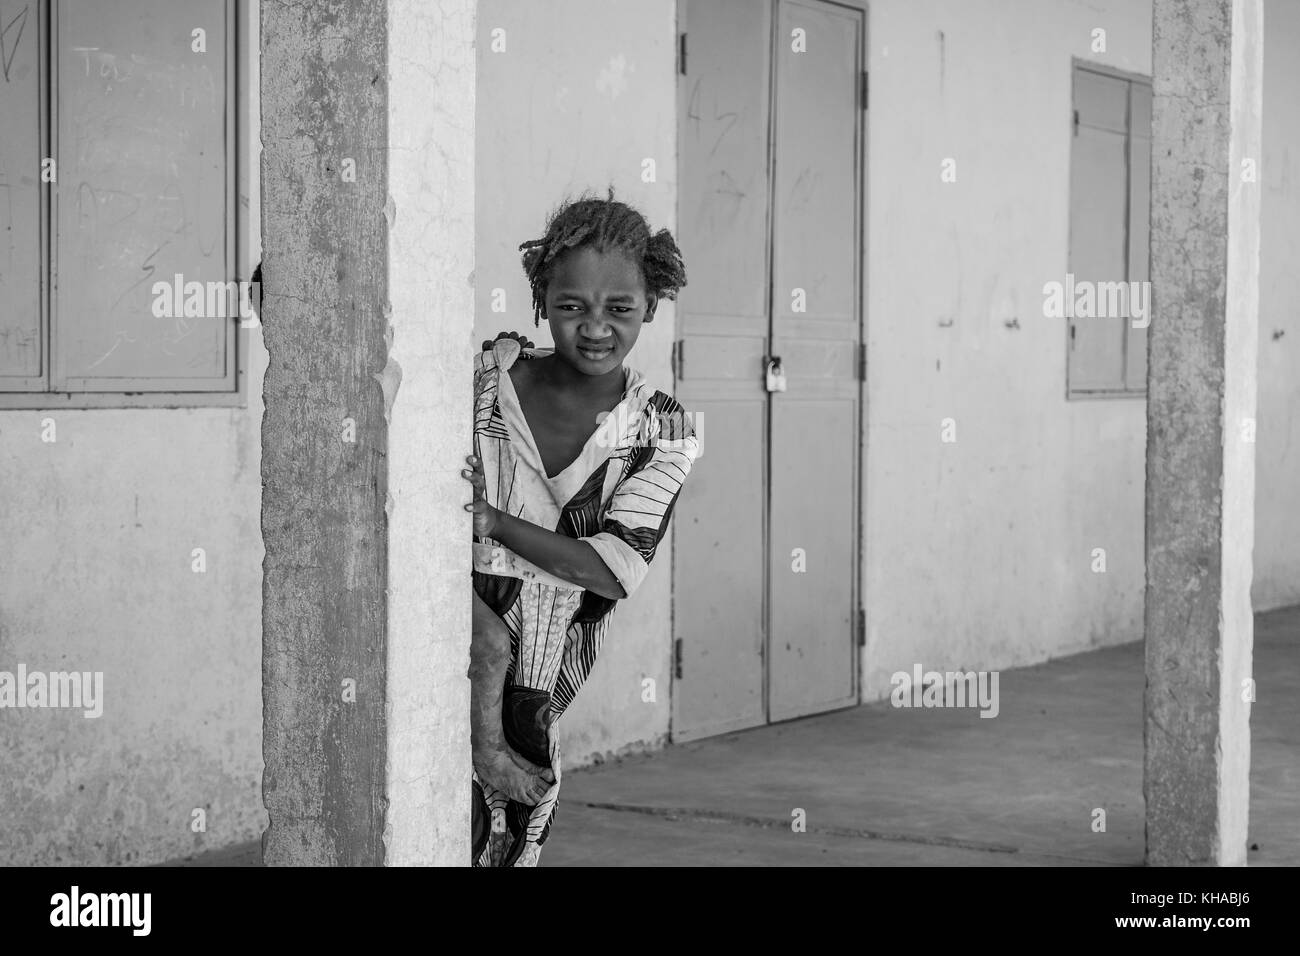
[577,343,615,361]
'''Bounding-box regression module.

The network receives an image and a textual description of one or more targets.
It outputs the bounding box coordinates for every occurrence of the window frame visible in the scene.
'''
[1065,57,1152,402]
[0,0,252,410]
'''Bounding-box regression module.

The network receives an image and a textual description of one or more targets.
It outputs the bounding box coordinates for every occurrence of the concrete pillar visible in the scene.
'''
[260,0,476,865]
[1145,0,1262,866]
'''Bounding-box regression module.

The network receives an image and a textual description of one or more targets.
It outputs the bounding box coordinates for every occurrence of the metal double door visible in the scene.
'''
[672,0,865,740]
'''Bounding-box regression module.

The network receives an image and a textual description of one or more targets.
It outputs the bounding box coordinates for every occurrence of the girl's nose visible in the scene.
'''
[579,317,612,338]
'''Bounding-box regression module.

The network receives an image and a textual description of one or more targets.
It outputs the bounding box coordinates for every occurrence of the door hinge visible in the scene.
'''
[674,638,684,678]
[860,70,869,111]
[857,607,866,647]
[673,339,685,380]
[857,342,867,381]
[1073,108,1079,136]
[679,33,687,75]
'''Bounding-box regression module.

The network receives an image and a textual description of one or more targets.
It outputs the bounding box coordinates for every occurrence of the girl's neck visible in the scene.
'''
[537,353,625,396]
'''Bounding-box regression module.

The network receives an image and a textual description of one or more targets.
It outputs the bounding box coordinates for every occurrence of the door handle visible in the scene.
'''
[765,355,787,393]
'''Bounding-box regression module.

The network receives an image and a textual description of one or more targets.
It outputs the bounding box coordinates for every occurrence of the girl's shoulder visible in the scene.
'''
[474,334,549,396]
[618,370,696,450]
[637,388,696,445]
[476,333,541,369]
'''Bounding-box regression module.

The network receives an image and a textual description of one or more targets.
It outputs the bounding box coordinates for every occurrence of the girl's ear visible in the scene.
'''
[644,293,658,323]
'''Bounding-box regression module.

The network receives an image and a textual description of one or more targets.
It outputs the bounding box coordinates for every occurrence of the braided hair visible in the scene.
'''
[518,187,687,327]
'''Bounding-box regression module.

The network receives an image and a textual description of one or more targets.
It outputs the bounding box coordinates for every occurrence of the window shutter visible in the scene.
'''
[1067,68,1129,394]
[52,0,235,392]
[0,3,44,391]
[1124,81,1153,392]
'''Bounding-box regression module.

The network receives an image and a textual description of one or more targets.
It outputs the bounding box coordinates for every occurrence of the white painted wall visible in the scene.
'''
[863,0,1152,698]
[1255,0,1300,610]
[0,4,266,866]
[474,0,680,764]
[862,0,1300,700]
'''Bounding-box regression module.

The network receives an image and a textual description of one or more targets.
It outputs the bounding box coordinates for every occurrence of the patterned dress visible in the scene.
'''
[470,336,699,867]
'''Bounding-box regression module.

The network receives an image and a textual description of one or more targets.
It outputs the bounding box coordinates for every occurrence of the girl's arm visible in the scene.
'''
[463,454,626,600]
[490,511,626,600]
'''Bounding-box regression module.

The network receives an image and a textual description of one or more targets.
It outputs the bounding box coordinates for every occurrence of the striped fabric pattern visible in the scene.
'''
[470,336,699,867]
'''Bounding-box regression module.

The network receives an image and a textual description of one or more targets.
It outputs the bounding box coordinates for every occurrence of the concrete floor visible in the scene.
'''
[171,605,1299,867]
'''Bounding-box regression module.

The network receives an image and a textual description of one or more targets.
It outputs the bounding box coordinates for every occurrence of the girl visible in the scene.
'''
[462,189,698,867]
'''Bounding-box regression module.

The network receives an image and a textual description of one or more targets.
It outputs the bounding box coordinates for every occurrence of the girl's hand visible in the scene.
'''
[463,454,500,537]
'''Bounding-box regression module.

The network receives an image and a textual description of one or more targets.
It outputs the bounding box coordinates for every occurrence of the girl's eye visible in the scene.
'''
[559,304,633,314]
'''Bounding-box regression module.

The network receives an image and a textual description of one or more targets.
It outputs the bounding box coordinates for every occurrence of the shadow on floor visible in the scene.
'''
[167,606,1300,867]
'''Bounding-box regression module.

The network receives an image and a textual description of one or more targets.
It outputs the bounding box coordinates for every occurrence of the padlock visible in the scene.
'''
[765,356,787,393]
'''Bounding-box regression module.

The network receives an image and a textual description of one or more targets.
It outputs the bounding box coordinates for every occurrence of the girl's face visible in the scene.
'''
[544,245,656,377]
